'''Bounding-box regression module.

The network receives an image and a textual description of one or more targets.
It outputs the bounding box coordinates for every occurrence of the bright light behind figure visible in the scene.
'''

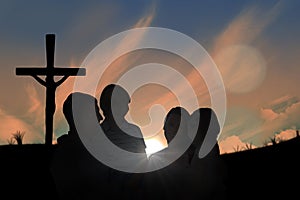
[145,138,166,157]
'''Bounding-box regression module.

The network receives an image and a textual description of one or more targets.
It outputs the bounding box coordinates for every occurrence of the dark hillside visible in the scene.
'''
[0,144,57,199]
[0,137,299,199]
[222,136,300,199]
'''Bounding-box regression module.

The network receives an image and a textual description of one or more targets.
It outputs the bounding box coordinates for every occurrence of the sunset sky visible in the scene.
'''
[0,0,299,154]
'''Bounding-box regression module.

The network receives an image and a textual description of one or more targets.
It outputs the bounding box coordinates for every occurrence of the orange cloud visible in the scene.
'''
[0,108,43,144]
[219,135,257,154]
[276,129,297,141]
[260,108,278,121]
[249,101,300,141]
[54,7,157,141]
[212,3,282,55]
[24,84,44,126]
[224,98,300,151]
[70,6,156,97]
[133,5,155,28]
[210,3,282,94]
[208,3,286,152]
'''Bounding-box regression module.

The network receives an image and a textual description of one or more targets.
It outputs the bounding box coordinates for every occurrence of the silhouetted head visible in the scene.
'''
[100,84,131,120]
[163,106,190,144]
[190,108,220,153]
[63,92,103,132]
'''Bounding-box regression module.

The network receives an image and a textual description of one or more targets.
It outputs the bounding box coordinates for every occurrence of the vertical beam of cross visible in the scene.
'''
[45,34,56,146]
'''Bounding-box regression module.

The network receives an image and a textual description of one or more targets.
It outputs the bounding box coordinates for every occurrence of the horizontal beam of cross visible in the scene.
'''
[15,68,86,76]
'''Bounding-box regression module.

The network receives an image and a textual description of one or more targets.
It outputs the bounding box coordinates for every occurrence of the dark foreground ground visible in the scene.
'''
[0,137,299,200]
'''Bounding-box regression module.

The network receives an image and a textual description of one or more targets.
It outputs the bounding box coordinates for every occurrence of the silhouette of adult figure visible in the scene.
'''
[188,107,227,200]
[50,92,109,200]
[100,84,146,154]
[57,92,103,145]
[99,84,147,199]
[146,106,193,200]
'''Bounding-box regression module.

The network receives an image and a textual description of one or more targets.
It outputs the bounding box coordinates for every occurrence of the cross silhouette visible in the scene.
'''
[16,34,86,146]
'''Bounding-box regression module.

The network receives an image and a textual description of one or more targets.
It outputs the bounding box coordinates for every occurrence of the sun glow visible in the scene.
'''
[145,138,166,156]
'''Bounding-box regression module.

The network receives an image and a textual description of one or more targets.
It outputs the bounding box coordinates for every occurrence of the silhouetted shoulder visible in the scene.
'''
[56,134,69,145]
[121,122,143,136]
[121,122,146,153]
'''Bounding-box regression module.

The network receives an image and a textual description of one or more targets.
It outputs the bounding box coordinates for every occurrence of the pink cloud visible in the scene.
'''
[238,100,300,146]
[212,3,282,55]
[209,2,282,94]
[268,95,295,107]
[24,84,44,127]
[0,108,43,144]
[276,129,297,141]
[219,135,257,154]
[260,108,278,121]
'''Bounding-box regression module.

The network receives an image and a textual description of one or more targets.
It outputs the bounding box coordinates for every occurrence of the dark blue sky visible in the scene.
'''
[1,0,298,66]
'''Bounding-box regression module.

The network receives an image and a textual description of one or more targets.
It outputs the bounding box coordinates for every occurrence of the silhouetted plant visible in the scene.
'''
[269,136,277,145]
[262,140,270,147]
[269,135,285,145]
[276,137,285,143]
[244,142,253,150]
[12,131,25,145]
[233,145,242,152]
[7,137,15,145]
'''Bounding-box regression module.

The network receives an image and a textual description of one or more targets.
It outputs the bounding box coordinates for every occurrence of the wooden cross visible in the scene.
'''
[16,34,86,146]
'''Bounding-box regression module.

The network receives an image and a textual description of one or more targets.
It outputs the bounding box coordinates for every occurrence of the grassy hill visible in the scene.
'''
[0,137,299,199]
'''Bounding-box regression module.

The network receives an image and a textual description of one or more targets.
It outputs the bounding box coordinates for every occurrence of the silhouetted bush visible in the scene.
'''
[7,137,15,145]
[11,131,25,145]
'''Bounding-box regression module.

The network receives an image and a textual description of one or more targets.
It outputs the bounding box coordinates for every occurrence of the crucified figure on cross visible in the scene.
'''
[16,34,86,146]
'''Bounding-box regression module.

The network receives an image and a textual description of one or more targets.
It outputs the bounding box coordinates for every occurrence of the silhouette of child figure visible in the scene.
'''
[99,84,147,199]
[50,92,110,200]
[145,106,193,200]
[187,107,227,200]
[163,106,194,167]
